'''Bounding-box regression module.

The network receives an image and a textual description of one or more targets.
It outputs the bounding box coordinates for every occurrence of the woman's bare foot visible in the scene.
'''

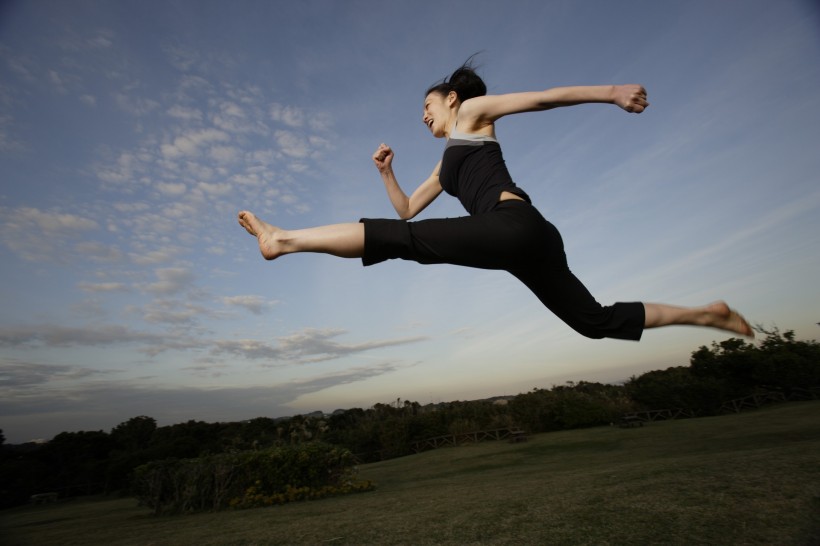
[700,301,755,338]
[644,300,755,338]
[238,211,284,260]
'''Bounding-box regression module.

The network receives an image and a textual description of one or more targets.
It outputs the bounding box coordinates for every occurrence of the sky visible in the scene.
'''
[1,0,819,444]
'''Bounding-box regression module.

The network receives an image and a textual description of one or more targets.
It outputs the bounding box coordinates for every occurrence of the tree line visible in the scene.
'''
[1,328,818,509]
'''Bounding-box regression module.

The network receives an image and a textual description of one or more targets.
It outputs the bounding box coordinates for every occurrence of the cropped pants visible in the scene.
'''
[360,200,644,341]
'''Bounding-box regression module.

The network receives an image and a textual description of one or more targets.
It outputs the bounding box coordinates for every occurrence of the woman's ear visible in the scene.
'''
[447,90,459,106]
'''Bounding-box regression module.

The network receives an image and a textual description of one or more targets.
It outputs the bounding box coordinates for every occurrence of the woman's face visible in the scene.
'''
[422,91,455,138]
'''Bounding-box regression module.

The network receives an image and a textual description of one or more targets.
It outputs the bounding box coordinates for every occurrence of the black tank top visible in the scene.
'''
[439,126,531,215]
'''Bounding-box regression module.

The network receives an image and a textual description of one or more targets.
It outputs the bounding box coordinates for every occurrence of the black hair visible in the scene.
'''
[425,53,486,102]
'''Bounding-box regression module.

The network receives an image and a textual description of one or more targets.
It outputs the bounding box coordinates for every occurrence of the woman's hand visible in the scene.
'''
[613,85,649,113]
[372,143,394,172]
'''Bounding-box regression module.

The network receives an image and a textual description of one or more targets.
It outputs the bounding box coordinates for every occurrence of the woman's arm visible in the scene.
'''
[460,84,649,127]
[372,143,442,220]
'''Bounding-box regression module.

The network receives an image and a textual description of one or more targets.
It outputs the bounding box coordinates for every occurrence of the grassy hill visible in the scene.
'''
[2,400,819,545]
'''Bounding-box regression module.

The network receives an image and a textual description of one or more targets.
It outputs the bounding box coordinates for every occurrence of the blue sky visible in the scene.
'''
[1,0,819,443]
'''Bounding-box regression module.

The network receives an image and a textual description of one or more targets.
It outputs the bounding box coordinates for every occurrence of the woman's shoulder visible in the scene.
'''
[456,96,501,136]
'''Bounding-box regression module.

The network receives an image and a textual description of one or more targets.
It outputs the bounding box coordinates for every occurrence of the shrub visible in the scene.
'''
[133,442,373,515]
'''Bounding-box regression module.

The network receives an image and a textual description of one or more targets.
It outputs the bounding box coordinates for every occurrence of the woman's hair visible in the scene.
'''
[425,54,486,102]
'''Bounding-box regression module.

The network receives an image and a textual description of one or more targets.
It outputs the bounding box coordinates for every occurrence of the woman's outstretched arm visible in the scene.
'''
[373,143,443,220]
[459,85,649,129]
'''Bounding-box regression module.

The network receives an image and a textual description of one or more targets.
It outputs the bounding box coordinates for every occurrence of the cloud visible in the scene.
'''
[196,181,232,196]
[3,48,37,82]
[78,281,130,293]
[0,322,209,358]
[181,363,232,378]
[3,207,98,234]
[145,267,195,295]
[48,70,69,94]
[87,32,113,49]
[167,105,203,121]
[129,246,184,266]
[212,339,281,360]
[0,360,409,442]
[0,113,26,152]
[208,145,240,163]
[307,112,333,132]
[286,361,407,396]
[0,321,425,364]
[73,241,124,263]
[0,359,109,388]
[212,328,427,364]
[165,45,201,72]
[274,129,310,158]
[114,93,161,116]
[138,299,220,326]
[160,128,229,159]
[94,151,146,185]
[270,103,305,127]
[221,295,278,314]
[269,104,333,132]
[156,181,187,196]
[0,206,100,261]
[0,324,166,348]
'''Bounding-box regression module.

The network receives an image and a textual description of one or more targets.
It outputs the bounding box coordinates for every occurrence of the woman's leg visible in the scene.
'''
[238,211,364,259]
[503,207,754,340]
[360,201,544,268]
[643,301,754,337]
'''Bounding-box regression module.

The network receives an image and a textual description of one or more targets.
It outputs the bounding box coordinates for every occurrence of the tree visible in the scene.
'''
[39,430,115,496]
[751,327,820,390]
[111,416,157,451]
[690,338,756,387]
[691,329,820,394]
[626,366,725,414]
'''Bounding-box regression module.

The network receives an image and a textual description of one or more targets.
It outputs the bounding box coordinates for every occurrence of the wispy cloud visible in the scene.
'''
[221,295,279,314]
[144,267,196,295]
[137,298,220,326]
[78,281,130,293]
[0,322,427,367]
[0,324,166,348]
[213,328,427,365]
[0,360,410,441]
[0,359,111,388]
[0,206,99,262]
[160,128,230,159]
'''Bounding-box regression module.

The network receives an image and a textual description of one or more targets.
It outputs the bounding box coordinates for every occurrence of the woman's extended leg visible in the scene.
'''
[238,211,364,260]
[643,301,754,337]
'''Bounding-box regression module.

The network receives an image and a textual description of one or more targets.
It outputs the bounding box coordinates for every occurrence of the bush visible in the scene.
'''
[133,442,373,515]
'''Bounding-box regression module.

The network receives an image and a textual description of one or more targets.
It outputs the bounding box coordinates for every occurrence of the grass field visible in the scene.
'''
[2,400,819,545]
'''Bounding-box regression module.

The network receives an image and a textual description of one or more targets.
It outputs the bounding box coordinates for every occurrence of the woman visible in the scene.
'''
[238,61,754,340]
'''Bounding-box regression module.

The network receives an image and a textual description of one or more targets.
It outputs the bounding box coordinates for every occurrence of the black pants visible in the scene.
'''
[360,200,644,341]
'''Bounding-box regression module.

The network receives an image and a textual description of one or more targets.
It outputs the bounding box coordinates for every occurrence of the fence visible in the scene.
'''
[621,388,820,425]
[412,389,820,454]
[620,408,696,423]
[719,387,819,414]
[411,428,524,453]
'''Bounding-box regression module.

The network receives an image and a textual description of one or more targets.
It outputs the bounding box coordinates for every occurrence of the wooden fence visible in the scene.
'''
[719,387,819,414]
[411,428,525,453]
[621,408,696,423]
[409,389,819,455]
[620,388,820,425]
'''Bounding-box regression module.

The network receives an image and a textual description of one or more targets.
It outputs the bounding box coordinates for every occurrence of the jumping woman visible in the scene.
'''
[238,60,754,340]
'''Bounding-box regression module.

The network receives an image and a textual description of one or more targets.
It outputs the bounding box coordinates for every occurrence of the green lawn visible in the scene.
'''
[3,400,819,545]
